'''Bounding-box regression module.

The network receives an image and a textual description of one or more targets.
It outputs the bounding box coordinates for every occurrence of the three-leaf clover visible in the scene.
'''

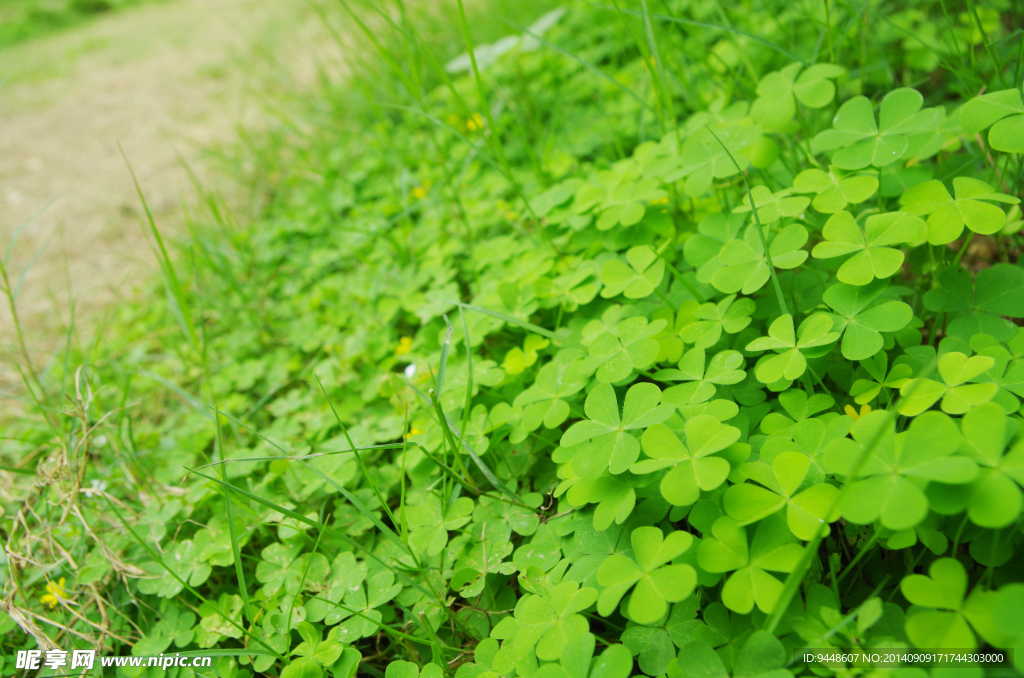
[255,544,329,598]
[811,210,925,285]
[287,621,347,678]
[900,558,978,650]
[514,349,588,432]
[139,540,213,598]
[533,633,633,678]
[745,314,840,383]
[712,224,809,295]
[897,351,998,416]
[587,316,666,383]
[405,495,474,556]
[751,63,845,132]
[133,607,195,656]
[732,186,810,224]
[823,280,914,360]
[491,580,599,670]
[955,403,1024,528]
[724,452,840,540]
[824,411,976,529]
[923,264,1024,342]
[328,570,402,638]
[601,246,666,299]
[677,295,756,348]
[959,85,1024,154]
[654,348,746,406]
[792,166,879,213]
[812,88,939,169]
[850,351,912,404]
[596,178,666,230]
[596,526,697,624]
[630,416,741,506]
[696,514,803,614]
[899,177,1019,244]
[561,382,675,476]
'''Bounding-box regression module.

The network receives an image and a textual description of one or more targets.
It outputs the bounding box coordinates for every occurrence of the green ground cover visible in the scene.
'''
[3,0,1024,677]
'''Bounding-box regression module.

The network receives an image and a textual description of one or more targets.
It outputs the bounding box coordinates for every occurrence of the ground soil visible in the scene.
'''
[0,0,344,398]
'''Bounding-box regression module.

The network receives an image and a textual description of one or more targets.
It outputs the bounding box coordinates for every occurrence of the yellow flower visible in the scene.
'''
[395,337,413,355]
[41,578,68,608]
[465,112,485,131]
[650,196,670,205]
[844,403,872,421]
[412,186,427,200]
[403,427,425,440]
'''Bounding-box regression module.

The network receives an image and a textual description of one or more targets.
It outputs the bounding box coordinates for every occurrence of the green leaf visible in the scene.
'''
[813,89,940,169]
[897,352,998,416]
[631,417,740,506]
[562,382,674,476]
[825,410,975,529]
[811,210,925,285]
[901,558,977,650]
[656,348,747,406]
[677,295,755,348]
[696,514,802,614]
[601,246,666,299]
[900,178,1019,244]
[587,316,667,383]
[792,166,878,213]
[823,280,914,360]
[751,63,845,132]
[745,314,839,383]
[724,451,840,540]
[596,526,696,624]
[959,86,1024,153]
[711,224,808,295]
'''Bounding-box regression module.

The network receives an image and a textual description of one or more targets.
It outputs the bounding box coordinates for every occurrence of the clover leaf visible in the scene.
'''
[631,417,740,506]
[745,314,839,383]
[561,382,674,476]
[759,389,837,435]
[386,662,443,678]
[712,224,808,295]
[812,88,939,169]
[897,351,998,416]
[654,348,746,406]
[697,514,803,614]
[823,280,914,360]
[900,558,977,650]
[956,403,1024,528]
[751,63,845,132]
[732,185,810,224]
[850,351,912,404]
[328,570,402,639]
[596,178,666,230]
[292,621,346,671]
[684,212,746,284]
[133,607,195,656]
[792,166,878,213]
[670,123,761,198]
[533,633,633,678]
[601,246,666,299]
[923,264,1024,342]
[255,544,329,598]
[305,552,367,623]
[139,540,213,598]
[959,85,1024,153]
[514,349,588,432]
[825,410,976,530]
[811,210,925,285]
[406,495,475,556]
[899,177,1019,244]
[677,295,756,348]
[724,452,840,540]
[587,316,667,383]
[491,580,599,671]
[562,469,646,530]
[596,526,697,625]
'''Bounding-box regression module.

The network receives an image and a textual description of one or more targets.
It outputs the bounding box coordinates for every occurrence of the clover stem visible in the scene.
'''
[836,528,881,587]
[657,252,706,303]
[703,125,791,317]
[952,232,974,267]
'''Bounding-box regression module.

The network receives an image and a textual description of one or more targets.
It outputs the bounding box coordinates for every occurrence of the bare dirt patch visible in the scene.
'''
[0,0,343,396]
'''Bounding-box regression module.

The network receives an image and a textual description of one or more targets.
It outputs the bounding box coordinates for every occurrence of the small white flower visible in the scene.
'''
[405,363,417,379]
